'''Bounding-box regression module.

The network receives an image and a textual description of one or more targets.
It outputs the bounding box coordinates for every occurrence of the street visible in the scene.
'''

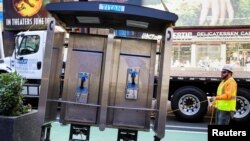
[48,111,209,141]
[165,114,209,132]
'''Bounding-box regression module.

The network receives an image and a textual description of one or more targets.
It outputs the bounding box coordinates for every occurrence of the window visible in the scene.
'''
[196,44,221,70]
[226,43,250,68]
[172,44,191,67]
[18,35,40,55]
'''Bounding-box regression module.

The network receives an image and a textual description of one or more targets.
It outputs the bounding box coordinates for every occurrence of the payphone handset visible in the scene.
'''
[75,72,90,103]
[125,68,140,100]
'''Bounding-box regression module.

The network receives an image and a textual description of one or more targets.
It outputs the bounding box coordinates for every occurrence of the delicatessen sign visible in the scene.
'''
[174,29,250,42]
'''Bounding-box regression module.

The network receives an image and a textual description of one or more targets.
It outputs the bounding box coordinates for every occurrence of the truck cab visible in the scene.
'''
[0,30,47,80]
[0,30,48,108]
[0,30,65,108]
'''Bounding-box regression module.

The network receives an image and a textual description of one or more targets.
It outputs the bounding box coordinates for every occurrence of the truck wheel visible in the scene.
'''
[232,88,250,123]
[0,70,8,74]
[171,86,208,122]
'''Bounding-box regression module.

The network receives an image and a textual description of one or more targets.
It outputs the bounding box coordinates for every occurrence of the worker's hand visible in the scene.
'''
[208,104,215,112]
[208,96,216,111]
[209,96,215,103]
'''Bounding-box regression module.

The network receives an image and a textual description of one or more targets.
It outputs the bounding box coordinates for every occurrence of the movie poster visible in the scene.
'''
[164,0,250,26]
[3,0,60,30]
[89,0,250,27]
[3,0,250,30]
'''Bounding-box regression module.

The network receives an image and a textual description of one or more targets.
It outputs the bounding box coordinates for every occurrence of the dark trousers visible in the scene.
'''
[215,109,232,125]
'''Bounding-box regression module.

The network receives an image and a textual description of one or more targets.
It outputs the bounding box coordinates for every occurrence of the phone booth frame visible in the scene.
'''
[38,1,178,141]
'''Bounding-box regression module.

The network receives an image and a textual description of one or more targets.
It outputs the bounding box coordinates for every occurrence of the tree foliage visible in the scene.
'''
[0,72,31,116]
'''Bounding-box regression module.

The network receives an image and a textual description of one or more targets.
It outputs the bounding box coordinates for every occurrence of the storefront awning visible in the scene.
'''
[46,1,178,34]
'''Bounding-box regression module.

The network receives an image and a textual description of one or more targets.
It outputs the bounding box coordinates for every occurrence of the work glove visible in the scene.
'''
[209,96,215,103]
[208,96,216,111]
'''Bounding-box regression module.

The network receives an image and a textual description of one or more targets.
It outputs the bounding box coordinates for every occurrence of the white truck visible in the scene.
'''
[1,28,249,124]
[144,28,250,123]
[0,30,65,108]
[138,28,249,124]
[160,28,250,123]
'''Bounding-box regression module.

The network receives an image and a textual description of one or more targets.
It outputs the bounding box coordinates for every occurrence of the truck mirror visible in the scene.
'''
[14,34,25,58]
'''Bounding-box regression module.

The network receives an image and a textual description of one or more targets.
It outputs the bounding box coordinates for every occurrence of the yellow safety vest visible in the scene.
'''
[216,77,237,111]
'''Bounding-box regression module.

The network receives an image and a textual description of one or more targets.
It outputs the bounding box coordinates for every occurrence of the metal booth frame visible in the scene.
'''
[38,1,178,141]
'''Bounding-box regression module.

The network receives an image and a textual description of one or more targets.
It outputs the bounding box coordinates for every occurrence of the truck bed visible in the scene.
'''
[170,68,250,79]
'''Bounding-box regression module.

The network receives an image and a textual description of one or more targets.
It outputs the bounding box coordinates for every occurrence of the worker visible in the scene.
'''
[210,64,237,125]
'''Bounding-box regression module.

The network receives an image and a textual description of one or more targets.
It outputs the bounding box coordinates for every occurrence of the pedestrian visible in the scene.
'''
[210,64,237,125]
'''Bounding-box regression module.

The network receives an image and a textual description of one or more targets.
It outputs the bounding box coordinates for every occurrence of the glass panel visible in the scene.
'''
[172,45,191,67]
[196,44,222,70]
[171,43,250,71]
[18,35,40,55]
[227,43,250,71]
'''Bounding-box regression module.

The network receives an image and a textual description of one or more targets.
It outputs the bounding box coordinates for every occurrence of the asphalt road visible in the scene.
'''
[164,114,209,132]
[50,109,209,141]
[50,119,208,141]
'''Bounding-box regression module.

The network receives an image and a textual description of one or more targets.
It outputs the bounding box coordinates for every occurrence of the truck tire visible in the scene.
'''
[232,88,250,123]
[171,86,208,122]
[0,70,8,74]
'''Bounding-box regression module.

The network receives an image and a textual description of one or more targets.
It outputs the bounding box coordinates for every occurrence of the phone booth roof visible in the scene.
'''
[46,1,178,34]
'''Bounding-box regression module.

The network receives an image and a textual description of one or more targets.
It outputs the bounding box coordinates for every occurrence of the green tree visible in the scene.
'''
[0,72,31,116]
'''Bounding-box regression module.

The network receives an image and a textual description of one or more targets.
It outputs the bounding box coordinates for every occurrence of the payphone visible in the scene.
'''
[41,1,178,141]
[125,68,140,100]
[108,37,156,130]
[75,72,90,103]
[60,34,105,124]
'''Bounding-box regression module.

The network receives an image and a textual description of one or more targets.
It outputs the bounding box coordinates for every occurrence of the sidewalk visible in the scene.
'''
[50,122,207,141]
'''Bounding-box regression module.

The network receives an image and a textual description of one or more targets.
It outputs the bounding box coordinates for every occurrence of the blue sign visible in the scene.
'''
[99,4,125,12]
[18,59,28,64]
[0,0,2,21]
[0,12,2,21]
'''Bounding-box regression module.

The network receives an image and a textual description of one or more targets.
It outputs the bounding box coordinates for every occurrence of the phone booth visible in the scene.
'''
[107,38,156,131]
[60,34,106,125]
[39,1,178,141]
